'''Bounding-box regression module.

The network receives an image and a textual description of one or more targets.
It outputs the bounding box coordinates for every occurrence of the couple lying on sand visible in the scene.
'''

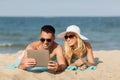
[5,25,96,72]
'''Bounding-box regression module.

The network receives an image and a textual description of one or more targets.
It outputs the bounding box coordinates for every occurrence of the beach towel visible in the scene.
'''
[66,65,96,71]
[66,57,96,71]
[4,51,24,69]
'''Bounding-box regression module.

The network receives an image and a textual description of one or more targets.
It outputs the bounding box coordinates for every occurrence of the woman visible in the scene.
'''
[57,25,94,70]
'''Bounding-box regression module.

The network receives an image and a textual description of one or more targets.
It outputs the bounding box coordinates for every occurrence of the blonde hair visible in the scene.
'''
[64,32,87,62]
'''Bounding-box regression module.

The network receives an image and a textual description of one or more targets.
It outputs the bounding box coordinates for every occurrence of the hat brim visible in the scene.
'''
[57,32,89,41]
[57,32,66,40]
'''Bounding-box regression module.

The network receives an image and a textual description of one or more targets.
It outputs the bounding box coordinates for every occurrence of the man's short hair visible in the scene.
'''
[41,25,55,35]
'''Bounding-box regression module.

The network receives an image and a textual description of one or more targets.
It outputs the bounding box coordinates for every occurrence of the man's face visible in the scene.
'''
[40,31,54,49]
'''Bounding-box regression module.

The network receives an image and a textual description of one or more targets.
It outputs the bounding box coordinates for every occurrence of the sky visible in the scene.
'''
[0,0,120,17]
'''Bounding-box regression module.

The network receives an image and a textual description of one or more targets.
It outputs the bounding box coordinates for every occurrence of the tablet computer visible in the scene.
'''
[27,50,49,67]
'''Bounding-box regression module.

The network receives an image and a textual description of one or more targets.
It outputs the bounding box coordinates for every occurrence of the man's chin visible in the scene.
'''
[44,48,49,50]
[43,46,49,49]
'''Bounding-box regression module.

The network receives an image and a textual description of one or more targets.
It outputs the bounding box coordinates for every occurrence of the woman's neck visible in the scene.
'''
[71,44,77,50]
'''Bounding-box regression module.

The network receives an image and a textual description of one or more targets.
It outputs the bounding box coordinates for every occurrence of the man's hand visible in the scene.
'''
[48,61,59,71]
[18,58,36,70]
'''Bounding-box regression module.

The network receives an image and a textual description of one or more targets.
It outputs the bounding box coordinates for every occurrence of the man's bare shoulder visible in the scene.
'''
[26,41,41,50]
[54,42,63,47]
[53,42,63,52]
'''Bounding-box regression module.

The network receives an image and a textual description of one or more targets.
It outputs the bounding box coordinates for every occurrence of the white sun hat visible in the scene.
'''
[57,25,89,41]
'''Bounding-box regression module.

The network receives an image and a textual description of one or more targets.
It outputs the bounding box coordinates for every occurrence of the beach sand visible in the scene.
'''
[0,50,120,80]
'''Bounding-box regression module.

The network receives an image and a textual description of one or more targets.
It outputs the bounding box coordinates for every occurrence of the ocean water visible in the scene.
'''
[0,17,120,53]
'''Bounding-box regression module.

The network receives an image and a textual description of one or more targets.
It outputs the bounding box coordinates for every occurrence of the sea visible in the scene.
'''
[0,17,120,53]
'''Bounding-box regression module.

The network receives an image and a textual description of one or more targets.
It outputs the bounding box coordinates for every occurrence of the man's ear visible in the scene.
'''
[53,35,55,40]
[53,36,55,40]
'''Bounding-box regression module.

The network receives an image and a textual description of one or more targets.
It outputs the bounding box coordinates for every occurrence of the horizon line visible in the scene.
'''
[0,15,120,18]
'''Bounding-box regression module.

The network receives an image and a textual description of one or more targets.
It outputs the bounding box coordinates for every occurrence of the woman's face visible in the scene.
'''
[64,32,77,47]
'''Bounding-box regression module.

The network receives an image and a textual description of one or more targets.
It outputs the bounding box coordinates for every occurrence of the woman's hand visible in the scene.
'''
[74,58,85,67]
[48,61,59,71]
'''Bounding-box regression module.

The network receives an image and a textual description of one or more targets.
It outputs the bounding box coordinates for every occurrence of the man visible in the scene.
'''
[18,25,66,71]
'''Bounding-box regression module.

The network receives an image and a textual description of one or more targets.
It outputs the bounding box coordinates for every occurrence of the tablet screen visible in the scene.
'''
[27,50,49,67]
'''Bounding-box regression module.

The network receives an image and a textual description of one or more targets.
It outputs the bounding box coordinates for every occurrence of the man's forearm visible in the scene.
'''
[18,66,25,70]
[18,63,27,70]
[57,64,66,71]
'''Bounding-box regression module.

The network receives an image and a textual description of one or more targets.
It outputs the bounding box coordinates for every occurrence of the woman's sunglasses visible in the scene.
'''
[40,38,52,42]
[64,35,74,40]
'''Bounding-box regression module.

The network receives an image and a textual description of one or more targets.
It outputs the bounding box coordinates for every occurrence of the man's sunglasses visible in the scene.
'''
[64,35,74,40]
[40,38,52,42]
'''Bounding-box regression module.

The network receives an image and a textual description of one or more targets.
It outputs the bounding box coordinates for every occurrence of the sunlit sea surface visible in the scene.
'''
[0,17,120,53]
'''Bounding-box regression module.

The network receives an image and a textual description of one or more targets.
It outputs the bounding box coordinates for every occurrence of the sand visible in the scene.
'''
[0,50,120,80]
